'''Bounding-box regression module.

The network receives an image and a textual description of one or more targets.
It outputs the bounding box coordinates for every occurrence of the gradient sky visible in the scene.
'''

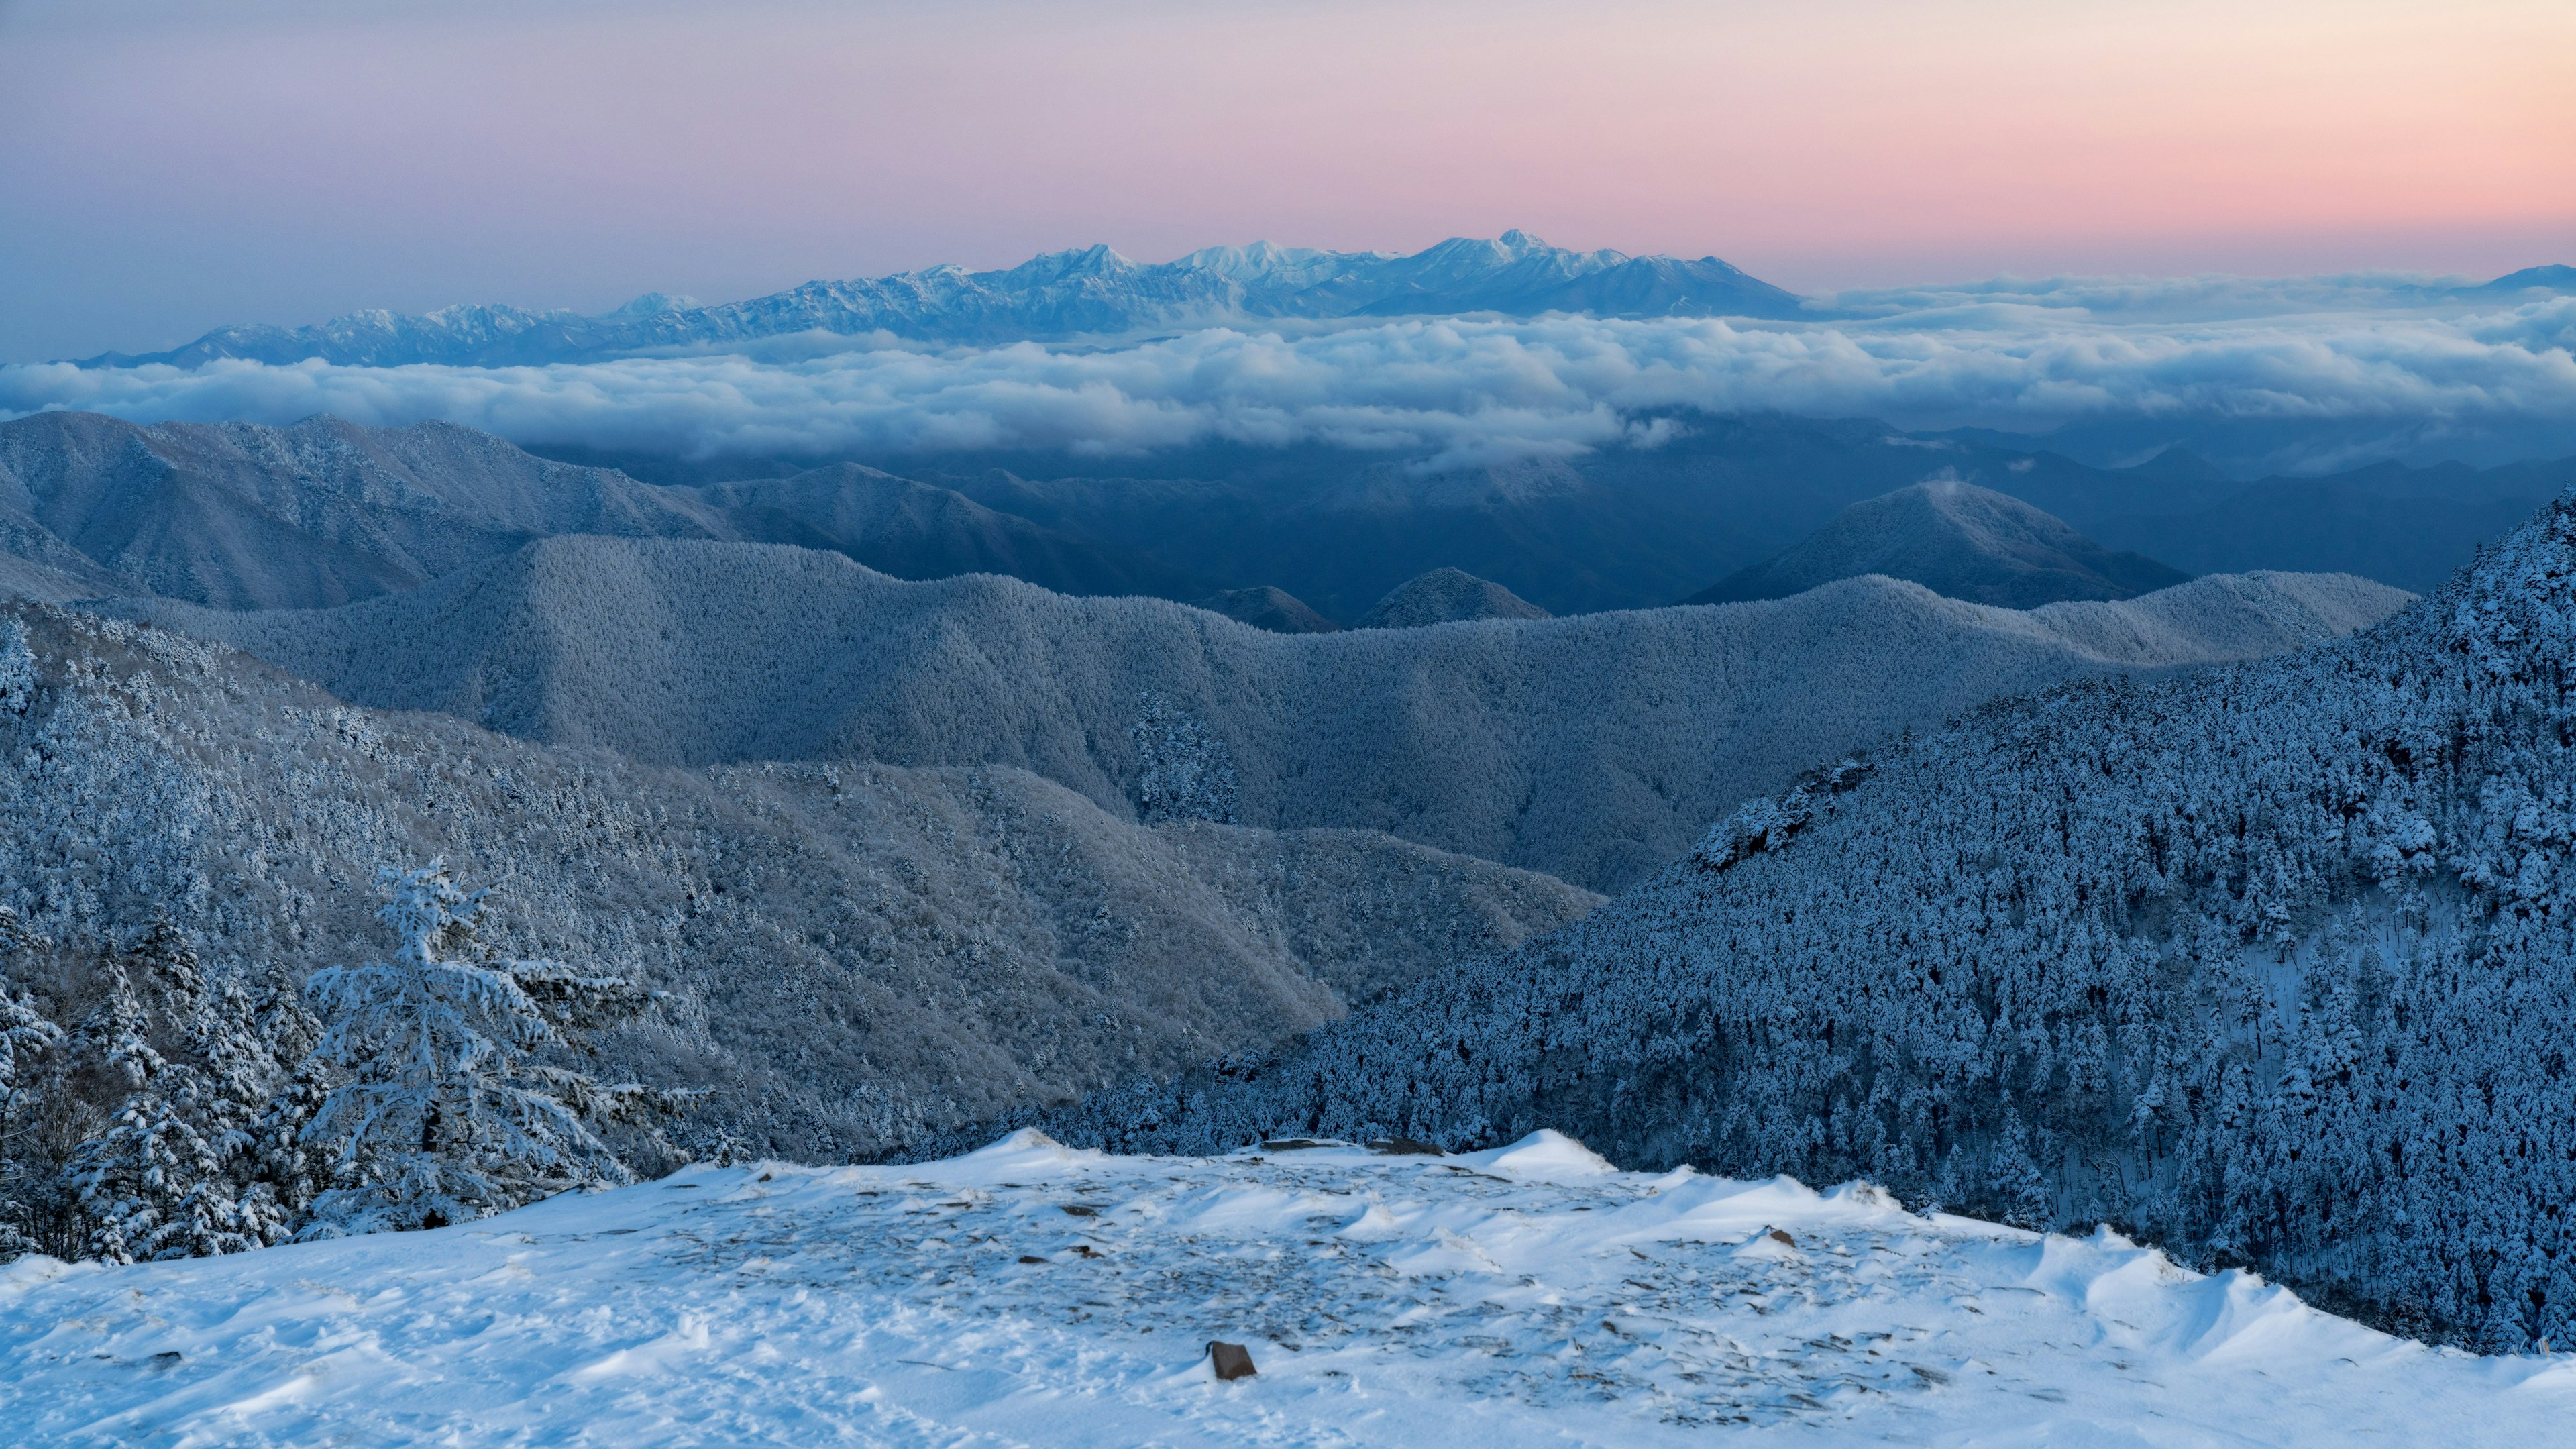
[1,0,2568,361]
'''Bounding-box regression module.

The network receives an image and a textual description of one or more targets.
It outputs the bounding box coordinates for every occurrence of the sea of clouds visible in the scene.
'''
[3,286,2570,473]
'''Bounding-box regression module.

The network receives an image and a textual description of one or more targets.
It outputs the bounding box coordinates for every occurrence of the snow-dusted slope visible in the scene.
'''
[1353,566,1550,627]
[0,411,720,609]
[0,413,1209,612]
[82,231,1809,368]
[0,605,1595,1159]
[1,1132,2561,1446]
[674,463,1204,599]
[1034,494,2576,1352]
[1191,585,1338,634]
[107,537,2410,890]
[1686,479,2189,608]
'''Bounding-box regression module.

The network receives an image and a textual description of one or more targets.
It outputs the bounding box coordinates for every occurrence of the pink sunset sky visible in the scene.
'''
[0,0,2567,360]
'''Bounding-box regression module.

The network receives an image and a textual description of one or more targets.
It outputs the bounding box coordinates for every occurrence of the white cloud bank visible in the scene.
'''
[3,299,2571,471]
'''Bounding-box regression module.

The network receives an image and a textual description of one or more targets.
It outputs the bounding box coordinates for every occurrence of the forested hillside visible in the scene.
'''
[1030,492,2576,1354]
[107,539,2408,890]
[0,606,1593,1165]
[0,412,714,609]
[0,413,1210,613]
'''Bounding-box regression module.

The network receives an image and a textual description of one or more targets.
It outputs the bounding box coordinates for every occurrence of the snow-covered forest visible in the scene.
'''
[0,850,675,1259]
[0,603,1595,1220]
[1,416,2562,1393]
[1026,492,2576,1353]
[110,537,2405,891]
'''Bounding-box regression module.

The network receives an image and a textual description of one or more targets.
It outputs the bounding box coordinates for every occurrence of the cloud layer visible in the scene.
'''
[5,299,2572,474]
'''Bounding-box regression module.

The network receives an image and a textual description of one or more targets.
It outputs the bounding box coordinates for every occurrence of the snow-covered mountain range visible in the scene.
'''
[77,231,1812,368]
[0,604,1597,1161]
[101,538,2405,892]
[1030,488,2576,1353]
[5,410,2559,622]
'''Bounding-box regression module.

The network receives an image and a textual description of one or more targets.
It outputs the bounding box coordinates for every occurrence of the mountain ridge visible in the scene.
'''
[1024,490,2576,1354]
[0,412,1210,610]
[97,535,2412,892]
[1686,478,2192,608]
[0,601,1597,1161]
[76,231,1812,369]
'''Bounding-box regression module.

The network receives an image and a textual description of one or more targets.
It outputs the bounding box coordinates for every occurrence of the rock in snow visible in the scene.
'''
[0,1132,2563,1444]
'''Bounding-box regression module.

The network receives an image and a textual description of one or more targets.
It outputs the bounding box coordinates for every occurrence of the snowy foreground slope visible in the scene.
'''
[3,1132,2563,1447]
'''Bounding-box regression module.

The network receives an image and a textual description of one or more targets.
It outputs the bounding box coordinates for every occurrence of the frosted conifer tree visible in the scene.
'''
[68,961,220,1263]
[302,861,664,1235]
[1133,693,1239,825]
[0,619,34,716]
[65,924,299,1262]
[0,934,64,1261]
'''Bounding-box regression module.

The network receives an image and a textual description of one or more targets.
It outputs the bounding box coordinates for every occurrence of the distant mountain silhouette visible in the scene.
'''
[2456,263,2576,297]
[1684,480,2190,608]
[678,463,1203,598]
[1195,586,1338,633]
[80,231,1810,368]
[1356,568,1551,628]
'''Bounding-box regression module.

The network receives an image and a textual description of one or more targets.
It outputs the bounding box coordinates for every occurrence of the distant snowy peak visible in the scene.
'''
[80,233,1813,369]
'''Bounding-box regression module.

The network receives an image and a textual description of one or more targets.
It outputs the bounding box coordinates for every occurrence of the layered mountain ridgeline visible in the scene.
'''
[7,411,2555,625]
[922,421,2574,614]
[1031,492,2576,1354]
[0,411,707,609]
[79,232,1812,368]
[0,413,1201,610]
[668,464,1203,599]
[1686,480,2189,608]
[105,537,2408,892]
[0,605,1595,1160]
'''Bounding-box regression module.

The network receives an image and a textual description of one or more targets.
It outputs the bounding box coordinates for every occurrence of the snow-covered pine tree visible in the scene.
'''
[246,965,327,1219]
[66,957,216,1263]
[0,913,66,1261]
[0,618,36,716]
[301,861,667,1235]
[63,924,313,1262]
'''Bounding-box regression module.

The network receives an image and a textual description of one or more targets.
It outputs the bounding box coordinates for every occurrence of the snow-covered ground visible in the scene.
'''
[2,1130,2565,1446]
